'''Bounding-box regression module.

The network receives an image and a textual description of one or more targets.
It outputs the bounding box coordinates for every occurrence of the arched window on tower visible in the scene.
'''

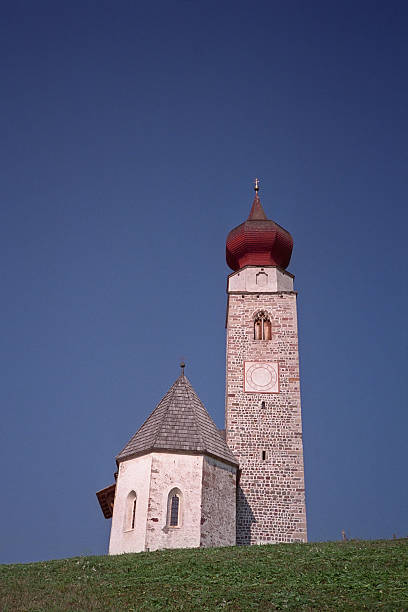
[124,490,137,531]
[254,311,272,340]
[167,488,182,527]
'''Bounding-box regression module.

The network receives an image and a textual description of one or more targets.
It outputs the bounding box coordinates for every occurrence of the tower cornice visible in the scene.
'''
[227,265,294,295]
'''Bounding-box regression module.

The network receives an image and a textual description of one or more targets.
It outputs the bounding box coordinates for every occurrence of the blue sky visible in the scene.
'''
[1,0,407,563]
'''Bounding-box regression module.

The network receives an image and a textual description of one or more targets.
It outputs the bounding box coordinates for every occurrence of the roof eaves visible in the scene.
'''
[115,446,239,467]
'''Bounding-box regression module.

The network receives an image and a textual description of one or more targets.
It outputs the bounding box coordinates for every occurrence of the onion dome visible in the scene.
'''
[226,180,293,271]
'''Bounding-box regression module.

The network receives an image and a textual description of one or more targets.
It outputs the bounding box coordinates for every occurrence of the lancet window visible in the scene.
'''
[254,310,272,340]
[124,490,137,531]
[167,488,182,527]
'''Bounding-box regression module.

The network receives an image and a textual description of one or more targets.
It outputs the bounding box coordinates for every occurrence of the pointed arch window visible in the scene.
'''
[124,491,137,531]
[167,488,182,527]
[254,311,272,340]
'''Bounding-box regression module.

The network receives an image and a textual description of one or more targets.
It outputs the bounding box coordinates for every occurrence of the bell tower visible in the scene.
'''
[225,181,307,545]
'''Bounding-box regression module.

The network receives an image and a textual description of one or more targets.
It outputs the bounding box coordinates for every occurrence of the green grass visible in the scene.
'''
[1,539,407,611]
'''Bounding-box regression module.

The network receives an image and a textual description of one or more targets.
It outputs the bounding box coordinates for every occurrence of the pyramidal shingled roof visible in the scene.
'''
[116,374,238,466]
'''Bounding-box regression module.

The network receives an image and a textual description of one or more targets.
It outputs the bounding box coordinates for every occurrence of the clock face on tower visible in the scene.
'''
[244,361,279,393]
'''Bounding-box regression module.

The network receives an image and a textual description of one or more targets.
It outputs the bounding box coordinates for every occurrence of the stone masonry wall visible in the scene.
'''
[200,456,237,547]
[225,284,307,545]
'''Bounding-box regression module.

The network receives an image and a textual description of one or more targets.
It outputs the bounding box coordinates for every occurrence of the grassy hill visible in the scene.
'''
[1,539,407,611]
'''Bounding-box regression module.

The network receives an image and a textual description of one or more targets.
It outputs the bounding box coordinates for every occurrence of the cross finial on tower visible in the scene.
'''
[254,178,260,194]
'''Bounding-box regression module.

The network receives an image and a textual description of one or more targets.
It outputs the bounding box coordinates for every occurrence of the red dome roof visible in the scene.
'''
[226,192,293,272]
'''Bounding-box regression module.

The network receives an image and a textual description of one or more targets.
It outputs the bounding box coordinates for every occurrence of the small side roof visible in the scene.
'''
[116,374,238,467]
[96,483,116,519]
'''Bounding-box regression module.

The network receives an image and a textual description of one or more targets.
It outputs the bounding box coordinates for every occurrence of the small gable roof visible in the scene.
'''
[116,374,238,467]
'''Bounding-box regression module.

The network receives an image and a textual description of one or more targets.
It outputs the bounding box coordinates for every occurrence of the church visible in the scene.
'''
[96,182,307,553]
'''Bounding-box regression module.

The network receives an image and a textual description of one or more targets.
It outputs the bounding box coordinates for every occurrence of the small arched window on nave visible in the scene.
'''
[124,490,137,531]
[167,488,182,527]
[254,310,272,340]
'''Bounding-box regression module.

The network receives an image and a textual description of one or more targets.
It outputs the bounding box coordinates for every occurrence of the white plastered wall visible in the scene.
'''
[109,452,204,554]
[108,454,152,554]
[145,452,203,551]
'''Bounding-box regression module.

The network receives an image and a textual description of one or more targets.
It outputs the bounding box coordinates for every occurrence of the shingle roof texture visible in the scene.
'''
[116,375,238,466]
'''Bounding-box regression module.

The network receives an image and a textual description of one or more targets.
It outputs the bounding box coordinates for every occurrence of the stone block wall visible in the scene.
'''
[225,277,307,545]
[200,456,237,547]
